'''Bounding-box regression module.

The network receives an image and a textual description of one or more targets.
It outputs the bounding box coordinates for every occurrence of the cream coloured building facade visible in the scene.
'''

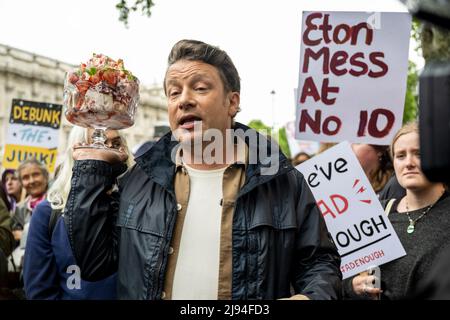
[0,43,168,167]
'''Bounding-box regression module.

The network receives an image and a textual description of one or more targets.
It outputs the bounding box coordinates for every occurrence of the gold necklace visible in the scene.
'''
[405,191,444,234]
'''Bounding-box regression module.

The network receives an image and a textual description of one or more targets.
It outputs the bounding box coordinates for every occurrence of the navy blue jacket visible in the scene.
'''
[65,123,342,300]
[23,200,116,299]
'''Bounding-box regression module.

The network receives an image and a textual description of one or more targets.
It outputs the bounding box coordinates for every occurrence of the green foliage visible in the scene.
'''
[411,18,422,54]
[277,127,291,158]
[247,119,272,135]
[401,18,421,124]
[403,60,419,124]
[116,0,154,27]
[247,120,291,158]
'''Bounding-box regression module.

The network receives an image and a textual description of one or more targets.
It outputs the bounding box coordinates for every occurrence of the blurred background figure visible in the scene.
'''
[0,180,17,299]
[292,152,311,166]
[10,159,49,244]
[24,126,132,299]
[318,142,336,154]
[351,144,395,195]
[132,124,169,157]
[8,158,49,294]
[1,170,24,214]
[0,184,14,260]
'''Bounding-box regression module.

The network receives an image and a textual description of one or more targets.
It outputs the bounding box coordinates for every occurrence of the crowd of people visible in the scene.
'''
[0,39,448,300]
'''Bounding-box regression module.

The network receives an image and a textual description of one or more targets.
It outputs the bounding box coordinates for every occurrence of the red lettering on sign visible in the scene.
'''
[349,52,369,76]
[317,194,349,219]
[302,13,374,46]
[298,109,342,136]
[368,52,389,78]
[300,77,321,103]
[303,12,323,46]
[317,199,336,219]
[330,51,349,76]
[302,47,330,74]
[368,108,395,138]
[351,23,373,45]
[357,109,395,138]
[333,24,352,44]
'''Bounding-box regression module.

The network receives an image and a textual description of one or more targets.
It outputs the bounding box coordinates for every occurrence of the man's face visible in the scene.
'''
[19,164,48,198]
[165,59,240,144]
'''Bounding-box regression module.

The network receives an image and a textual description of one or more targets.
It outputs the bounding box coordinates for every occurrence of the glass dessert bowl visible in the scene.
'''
[64,53,140,149]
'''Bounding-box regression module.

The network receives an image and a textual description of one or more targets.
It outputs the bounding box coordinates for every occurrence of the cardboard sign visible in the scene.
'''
[3,99,62,173]
[296,142,406,278]
[285,120,320,156]
[295,11,411,145]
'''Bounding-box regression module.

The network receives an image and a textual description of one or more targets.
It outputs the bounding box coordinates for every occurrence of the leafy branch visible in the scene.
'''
[116,0,155,27]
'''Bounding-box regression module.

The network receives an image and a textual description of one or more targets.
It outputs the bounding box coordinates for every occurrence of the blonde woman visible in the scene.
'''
[23,126,131,299]
[344,122,449,300]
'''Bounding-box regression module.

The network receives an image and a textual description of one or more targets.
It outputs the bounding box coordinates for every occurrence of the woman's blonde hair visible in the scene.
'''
[47,126,133,210]
[390,121,419,159]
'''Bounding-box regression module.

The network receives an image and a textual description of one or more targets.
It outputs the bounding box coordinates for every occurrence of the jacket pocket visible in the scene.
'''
[116,200,166,299]
[247,200,297,230]
[116,200,165,237]
[246,210,297,299]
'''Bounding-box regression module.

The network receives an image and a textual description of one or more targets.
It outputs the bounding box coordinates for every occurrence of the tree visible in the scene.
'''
[116,0,155,27]
[402,18,421,124]
[247,120,272,135]
[404,18,450,124]
[247,120,291,158]
[277,127,291,158]
[403,61,419,123]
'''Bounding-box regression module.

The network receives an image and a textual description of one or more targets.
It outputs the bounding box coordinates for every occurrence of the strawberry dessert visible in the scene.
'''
[64,53,139,129]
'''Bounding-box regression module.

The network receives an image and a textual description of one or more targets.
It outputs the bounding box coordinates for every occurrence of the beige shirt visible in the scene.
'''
[171,165,227,299]
[162,144,247,300]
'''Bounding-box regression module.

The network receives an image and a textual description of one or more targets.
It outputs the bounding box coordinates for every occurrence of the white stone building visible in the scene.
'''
[0,43,169,168]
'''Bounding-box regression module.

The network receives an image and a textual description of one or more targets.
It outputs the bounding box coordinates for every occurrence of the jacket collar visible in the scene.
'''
[232,122,292,196]
[134,122,293,195]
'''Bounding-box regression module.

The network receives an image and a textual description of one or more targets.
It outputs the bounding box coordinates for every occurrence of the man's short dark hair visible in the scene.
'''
[165,39,241,94]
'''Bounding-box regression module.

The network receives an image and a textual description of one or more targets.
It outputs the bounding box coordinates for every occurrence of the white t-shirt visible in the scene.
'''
[171,164,226,300]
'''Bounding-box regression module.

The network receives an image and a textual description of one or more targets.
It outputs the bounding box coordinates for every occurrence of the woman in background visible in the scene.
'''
[2,169,24,214]
[351,144,395,194]
[23,126,132,299]
[345,122,449,300]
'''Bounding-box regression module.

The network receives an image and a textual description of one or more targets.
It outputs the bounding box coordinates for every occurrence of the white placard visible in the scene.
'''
[2,99,62,173]
[296,142,406,278]
[295,11,411,145]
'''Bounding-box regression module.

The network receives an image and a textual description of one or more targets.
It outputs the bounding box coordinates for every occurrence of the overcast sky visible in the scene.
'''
[0,0,418,128]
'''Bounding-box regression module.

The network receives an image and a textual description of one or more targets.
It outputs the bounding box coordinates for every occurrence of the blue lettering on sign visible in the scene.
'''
[19,128,49,143]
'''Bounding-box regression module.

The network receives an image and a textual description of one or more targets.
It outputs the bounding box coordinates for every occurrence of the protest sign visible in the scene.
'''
[3,99,62,173]
[285,120,320,156]
[295,11,411,145]
[296,142,406,278]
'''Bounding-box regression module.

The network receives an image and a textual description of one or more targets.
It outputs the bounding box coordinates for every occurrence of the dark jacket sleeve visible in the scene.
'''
[10,205,26,231]
[0,199,14,257]
[23,201,60,299]
[65,160,126,281]
[291,172,343,300]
